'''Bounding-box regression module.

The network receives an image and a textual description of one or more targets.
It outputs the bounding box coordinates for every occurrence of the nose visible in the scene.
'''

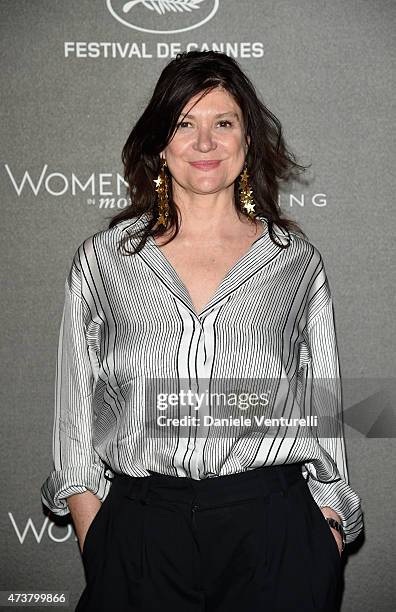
[192,126,217,152]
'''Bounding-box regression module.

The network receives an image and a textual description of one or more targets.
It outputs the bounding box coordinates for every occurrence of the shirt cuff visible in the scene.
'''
[40,463,111,517]
[304,470,364,545]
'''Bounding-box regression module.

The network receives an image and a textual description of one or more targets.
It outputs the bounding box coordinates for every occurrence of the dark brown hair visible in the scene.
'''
[107,50,310,254]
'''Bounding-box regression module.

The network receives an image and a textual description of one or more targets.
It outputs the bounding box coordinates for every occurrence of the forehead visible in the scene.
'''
[181,87,241,116]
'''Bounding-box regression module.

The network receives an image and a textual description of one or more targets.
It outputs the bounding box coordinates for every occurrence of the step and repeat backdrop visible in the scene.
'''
[1,1,394,611]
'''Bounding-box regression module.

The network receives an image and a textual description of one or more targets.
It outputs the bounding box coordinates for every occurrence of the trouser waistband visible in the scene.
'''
[108,463,305,510]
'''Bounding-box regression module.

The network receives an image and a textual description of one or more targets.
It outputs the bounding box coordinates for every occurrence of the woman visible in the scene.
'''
[40,51,364,611]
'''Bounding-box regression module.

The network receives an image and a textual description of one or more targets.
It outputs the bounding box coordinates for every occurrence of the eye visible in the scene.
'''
[176,119,232,129]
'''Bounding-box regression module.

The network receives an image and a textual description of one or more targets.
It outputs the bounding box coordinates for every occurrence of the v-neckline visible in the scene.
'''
[148,215,269,319]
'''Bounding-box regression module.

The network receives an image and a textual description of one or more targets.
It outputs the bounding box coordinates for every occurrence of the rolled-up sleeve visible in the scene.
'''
[301,263,364,545]
[40,256,108,516]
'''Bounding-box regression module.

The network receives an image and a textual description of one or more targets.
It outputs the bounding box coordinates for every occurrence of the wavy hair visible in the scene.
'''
[108,50,310,254]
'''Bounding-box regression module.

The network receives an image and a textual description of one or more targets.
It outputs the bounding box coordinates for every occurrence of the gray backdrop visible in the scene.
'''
[1,1,395,610]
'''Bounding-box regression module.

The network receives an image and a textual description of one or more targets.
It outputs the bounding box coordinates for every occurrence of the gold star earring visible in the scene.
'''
[154,157,169,228]
[238,161,255,218]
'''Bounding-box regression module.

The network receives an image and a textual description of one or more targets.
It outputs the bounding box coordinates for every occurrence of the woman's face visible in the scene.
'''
[161,86,250,197]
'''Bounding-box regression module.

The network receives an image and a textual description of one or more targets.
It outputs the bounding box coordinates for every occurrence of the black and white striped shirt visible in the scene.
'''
[40,212,364,544]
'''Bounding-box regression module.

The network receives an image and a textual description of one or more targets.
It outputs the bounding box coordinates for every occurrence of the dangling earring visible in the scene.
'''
[154,157,169,228]
[238,161,256,218]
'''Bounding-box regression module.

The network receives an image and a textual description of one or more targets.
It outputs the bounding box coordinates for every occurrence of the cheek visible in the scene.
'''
[222,136,246,154]
[167,142,190,160]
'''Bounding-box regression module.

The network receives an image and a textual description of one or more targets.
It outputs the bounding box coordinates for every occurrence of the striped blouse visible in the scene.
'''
[40,212,364,544]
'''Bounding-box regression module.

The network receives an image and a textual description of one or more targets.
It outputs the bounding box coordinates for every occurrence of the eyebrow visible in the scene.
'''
[182,111,240,121]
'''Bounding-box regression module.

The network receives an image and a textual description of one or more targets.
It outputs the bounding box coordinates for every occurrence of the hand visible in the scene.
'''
[80,531,88,555]
[80,515,97,555]
[80,522,93,555]
[66,491,102,556]
[320,506,343,557]
[328,525,343,557]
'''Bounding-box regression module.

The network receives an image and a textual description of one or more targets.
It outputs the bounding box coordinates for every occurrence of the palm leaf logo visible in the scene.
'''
[122,0,206,15]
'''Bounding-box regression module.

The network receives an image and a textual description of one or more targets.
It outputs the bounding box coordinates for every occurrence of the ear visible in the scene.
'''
[246,134,250,148]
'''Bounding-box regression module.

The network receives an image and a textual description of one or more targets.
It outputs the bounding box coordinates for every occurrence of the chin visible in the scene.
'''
[193,181,226,192]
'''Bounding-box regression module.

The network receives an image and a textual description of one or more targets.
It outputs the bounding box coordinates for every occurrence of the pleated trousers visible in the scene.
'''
[75,462,342,611]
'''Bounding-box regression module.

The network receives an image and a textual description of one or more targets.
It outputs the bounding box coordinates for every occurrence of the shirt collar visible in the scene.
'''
[120,211,291,320]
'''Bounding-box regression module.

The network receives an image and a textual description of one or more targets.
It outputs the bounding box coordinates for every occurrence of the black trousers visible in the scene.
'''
[76,463,342,611]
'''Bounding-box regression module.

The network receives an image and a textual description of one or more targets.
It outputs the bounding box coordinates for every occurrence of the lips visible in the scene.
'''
[189,160,221,170]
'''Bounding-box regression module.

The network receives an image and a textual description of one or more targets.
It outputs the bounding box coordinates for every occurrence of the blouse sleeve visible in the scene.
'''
[40,254,108,516]
[300,259,364,545]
